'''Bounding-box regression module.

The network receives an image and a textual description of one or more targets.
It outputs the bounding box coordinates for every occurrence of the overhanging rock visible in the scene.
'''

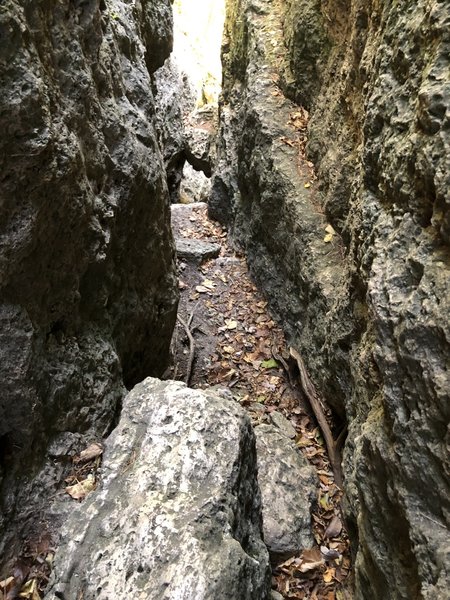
[45,378,270,600]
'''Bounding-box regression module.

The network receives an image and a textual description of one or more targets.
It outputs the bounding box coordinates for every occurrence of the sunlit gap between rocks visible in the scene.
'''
[169,0,226,204]
[172,0,225,106]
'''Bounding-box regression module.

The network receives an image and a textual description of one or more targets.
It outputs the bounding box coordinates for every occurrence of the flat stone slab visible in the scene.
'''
[45,378,270,600]
[255,424,317,559]
[175,237,221,263]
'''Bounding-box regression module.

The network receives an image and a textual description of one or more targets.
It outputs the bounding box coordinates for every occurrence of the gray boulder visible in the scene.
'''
[176,238,221,263]
[255,424,317,559]
[180,162,212,204]
[45,378,270,600]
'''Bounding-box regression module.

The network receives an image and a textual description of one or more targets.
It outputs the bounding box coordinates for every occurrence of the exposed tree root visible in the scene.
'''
[177,314,196,386]
[289,347,344,488]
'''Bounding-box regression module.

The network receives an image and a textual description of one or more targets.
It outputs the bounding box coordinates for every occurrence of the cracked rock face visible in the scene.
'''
[216,0,450,597]
[45,378,271,600]
[0,0,178,562]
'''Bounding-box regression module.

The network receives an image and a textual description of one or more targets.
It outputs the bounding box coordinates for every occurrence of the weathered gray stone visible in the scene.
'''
[185,127,214,177]
[45,378,271,600]
[180,162,212,204]
[269,411,297,439]
[154,67,216,204]
[184,105,217,178]
[0,0,178,565]
[176,238,221,263]
[215,0,450,597]
[255,424,317,559]
[209,103,241,225]
[154,56,196,203]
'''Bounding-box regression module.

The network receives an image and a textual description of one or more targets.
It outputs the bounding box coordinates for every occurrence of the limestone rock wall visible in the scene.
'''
[214,0,450,597]
[0,0,178,557]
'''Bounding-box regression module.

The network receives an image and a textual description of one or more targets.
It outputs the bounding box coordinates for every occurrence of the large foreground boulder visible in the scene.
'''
[45,378,271,600]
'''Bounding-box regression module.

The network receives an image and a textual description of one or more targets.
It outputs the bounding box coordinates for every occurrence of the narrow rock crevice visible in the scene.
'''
[0,0,448,599]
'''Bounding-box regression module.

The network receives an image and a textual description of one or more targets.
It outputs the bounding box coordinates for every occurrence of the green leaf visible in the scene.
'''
[261,358,278,369]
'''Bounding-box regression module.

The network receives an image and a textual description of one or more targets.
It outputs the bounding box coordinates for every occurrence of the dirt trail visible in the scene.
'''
[169,202,352,600]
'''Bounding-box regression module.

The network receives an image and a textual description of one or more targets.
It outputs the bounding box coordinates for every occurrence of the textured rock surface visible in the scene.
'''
[175,238,221,263]
[180,162,212,204]
[154,64,216,203]
[215,0,450,597]
[213,0,347,415]
[0,0,178,562]
[154,57,196,203]
[45,378,271,600]
[255,424,317,560]
[269,411,297,440]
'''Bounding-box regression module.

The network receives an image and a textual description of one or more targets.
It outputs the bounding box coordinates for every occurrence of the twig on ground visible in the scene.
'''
[188,301,200,328]
[177,314,195,386]
[169,320,179,380]
[289,347,343,488]
[272,345,310,413]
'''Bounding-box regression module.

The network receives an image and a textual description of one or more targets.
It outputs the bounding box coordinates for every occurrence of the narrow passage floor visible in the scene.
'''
[169,201,352,600]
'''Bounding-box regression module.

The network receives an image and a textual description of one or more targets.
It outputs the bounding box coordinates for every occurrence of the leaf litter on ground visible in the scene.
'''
[171,202,352,599]
[1,440,104,598]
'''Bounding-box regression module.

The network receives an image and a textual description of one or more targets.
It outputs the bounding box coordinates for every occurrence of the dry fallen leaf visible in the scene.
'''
[222,345,235,354]
[321,545,341,561]
[323,568,336,583]
[299,559,324,573]
[74,442,103,464]
[319,493,333,511]
[19,579,41,600]
[325,515,342,538]
[65,474,96,500]
[299,547,325,572]
[280,136,296,147]
[0,576,14,591]
[324,224,336,243]
[261,358,278,369]
[319,473,333,486]
[200,279,215,290]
